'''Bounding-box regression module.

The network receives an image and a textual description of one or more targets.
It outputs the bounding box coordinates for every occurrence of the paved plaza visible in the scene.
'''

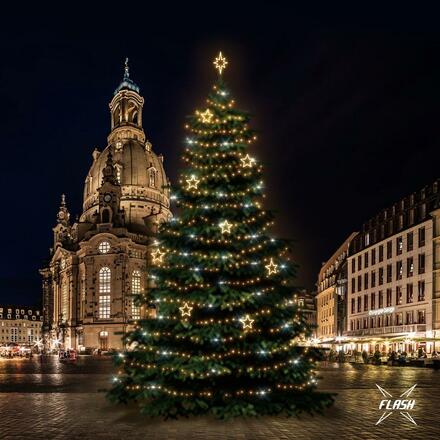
[0,357,438,439]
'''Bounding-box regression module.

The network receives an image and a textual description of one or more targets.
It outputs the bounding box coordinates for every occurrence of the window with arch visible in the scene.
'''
[99,267,111,319]
[113,104,121,127]
[149,168,157,188]
[127,100,138,124]
[88,175,93,195]
[131,269,141,320]
[62,282,68,322]
[98,241,111,254]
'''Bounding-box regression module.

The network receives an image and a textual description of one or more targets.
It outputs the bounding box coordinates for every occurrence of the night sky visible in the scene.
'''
[1,4,440,305]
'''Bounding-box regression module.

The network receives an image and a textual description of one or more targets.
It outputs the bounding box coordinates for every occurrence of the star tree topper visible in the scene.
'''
[265,258,279,276]
[179,302,193,318]
[213,51,228,75]
[240,314,254,330]
[219,219,233,234]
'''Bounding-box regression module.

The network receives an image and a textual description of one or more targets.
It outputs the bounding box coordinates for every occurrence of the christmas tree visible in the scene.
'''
[108,52,334,418]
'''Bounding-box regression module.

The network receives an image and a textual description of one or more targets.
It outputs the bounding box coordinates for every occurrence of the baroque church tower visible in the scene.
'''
[40,61,171,350]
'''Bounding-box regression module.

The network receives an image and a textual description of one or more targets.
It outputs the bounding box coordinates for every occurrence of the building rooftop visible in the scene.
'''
[350,178,440,255]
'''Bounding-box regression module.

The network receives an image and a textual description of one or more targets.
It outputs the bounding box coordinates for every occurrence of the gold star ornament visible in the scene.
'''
[200,108,214,124]
[265,258,279,276]
[214,51,228,75]
[240,315,254,330]
[151,248,165,264]
[179,302,193,318]
[186,175,200,190]
[219,220,233,234]
[240,154,256,168]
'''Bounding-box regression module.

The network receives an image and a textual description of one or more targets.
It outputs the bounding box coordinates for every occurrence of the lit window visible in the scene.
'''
[99,295,111,319]
[115,165,122,184]
[149,168,157,188]
[99,267,111,294]
[99,267,111,319]
[132,270,141,320]
[62,283,68,321]
[98,241,111,254]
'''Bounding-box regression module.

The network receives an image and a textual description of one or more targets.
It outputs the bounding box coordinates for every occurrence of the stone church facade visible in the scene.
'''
[40,63,171,350]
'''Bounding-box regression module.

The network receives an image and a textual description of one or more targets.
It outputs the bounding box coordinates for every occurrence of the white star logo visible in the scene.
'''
[375,384,417,426]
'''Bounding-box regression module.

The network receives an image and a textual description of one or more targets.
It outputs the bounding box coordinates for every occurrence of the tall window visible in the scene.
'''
[62,282,68,322]
[99,267,111,319]
[131,270,141,320]
[387,241,392,259]
[386,288,392,307]
[371,248,376,265]
[407,257,414,277]
[379,245,384,262]
[418,281,425,301]
[396,236,403,255]
[418,253,425,274]
[418,227,425,247]
[149,168,157,188]
[115,165,122,184]
[386,264,392,283]
[407,232,413,251]
[396,286,402,305]
[396,261,403,280]
[406,283,413,304]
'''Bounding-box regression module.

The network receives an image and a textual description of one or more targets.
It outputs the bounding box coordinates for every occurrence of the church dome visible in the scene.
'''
[80,62,171,233]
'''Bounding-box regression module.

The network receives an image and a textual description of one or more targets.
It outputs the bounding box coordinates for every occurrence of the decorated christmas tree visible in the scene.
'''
[108,52,334,418]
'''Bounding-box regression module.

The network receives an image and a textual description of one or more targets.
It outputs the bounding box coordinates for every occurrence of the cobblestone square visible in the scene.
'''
[0,357,439,439]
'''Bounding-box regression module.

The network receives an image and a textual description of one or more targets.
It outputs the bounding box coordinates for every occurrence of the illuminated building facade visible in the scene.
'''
[40,62,171,351]
[316,233,357,344]
[0,306,43,346]
[346,180,440,354]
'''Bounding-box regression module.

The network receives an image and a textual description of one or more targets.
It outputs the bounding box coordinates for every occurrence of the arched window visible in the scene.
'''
[149,168,157,188]
[131,270,141,320]
[88,175,93,195]
[113,104,121,127]
[99,267,111,319]
[62,282,68,322]
[127,100,138,124]
[101,208,111,224]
